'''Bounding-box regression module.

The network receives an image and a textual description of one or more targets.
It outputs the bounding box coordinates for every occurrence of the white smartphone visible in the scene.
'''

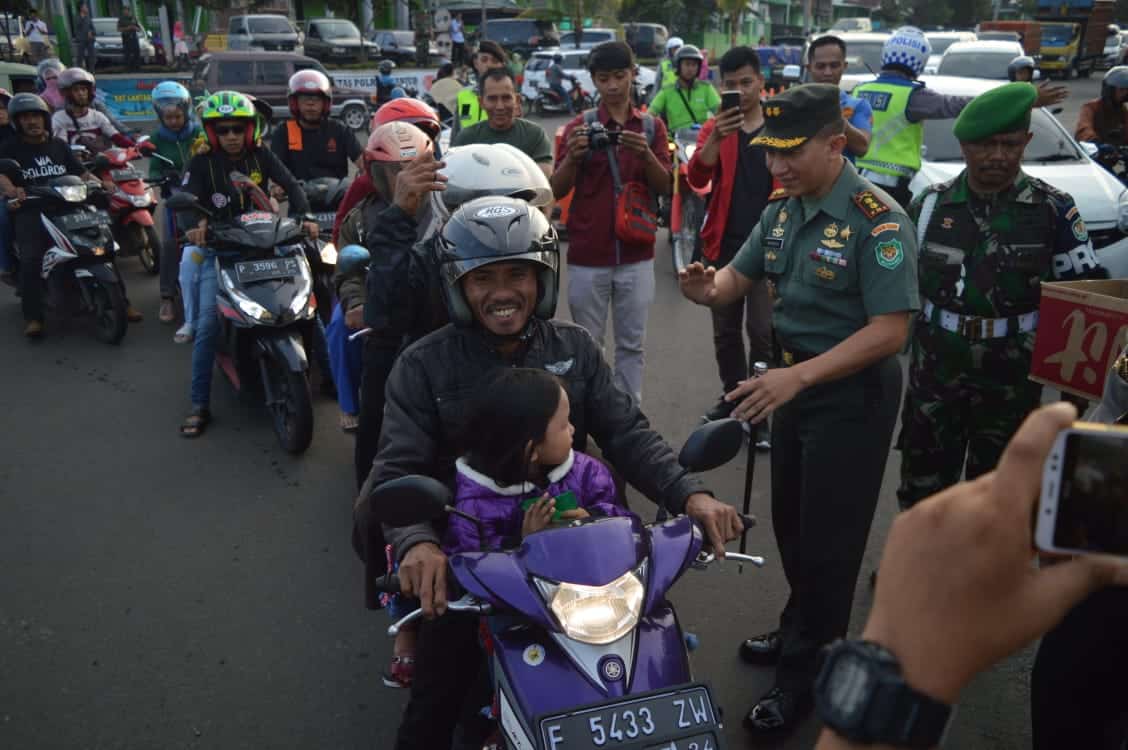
[1036,423,1128,557]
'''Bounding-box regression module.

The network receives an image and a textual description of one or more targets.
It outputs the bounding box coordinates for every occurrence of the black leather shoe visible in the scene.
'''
[738,631,782,664]
[742,686,812,734]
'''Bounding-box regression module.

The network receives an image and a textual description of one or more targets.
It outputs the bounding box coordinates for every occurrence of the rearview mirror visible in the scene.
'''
[1081,140,1099,158]
[677,418,745,473]
[1033,69,1042,81]
[370,474,453,527]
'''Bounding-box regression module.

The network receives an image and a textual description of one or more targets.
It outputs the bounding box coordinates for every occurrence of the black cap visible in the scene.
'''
[752,83,842,151]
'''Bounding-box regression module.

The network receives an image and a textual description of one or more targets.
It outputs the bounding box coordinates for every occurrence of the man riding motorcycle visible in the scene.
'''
[50,68,136,152]
[270,70,362,188]
[351,190,744,749]
[649,44,721,132]
[177,90,318,438]
[1007,55,1036,83]
[1075,65,1128,145]
[657,36,683,91]
[545,54,579,113]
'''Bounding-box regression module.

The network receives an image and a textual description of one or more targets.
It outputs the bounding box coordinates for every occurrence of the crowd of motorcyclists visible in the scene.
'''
[3,31,1128,750]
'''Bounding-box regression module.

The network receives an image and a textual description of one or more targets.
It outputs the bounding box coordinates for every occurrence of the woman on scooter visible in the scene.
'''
[178,90,317,438]
[445,367,630,555]
[148,81,201,327]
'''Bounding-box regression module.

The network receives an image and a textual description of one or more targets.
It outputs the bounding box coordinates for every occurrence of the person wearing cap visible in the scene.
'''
[648,44,721,132]
[897,82,1107,514]
[854,26,1066,209]
[679,82,919,734]
[454,40,509,135]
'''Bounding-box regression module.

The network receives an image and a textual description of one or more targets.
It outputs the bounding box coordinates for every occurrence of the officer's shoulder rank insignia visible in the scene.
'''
[875,238,904,269]
[769,187,788,201]
[853,190,890,220]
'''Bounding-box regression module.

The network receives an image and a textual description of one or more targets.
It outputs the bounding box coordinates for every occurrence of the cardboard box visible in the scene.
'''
[1030,280,1128,400]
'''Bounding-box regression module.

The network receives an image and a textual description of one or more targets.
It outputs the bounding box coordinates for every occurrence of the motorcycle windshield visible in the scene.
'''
[519,516,645,586]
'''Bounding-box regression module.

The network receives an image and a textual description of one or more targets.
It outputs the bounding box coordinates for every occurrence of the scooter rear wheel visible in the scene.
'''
[91,281,128,345]
[267,363,314,454]
[139,225,161,275]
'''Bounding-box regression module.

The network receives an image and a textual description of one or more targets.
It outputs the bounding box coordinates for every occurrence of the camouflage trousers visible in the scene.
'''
[896,320,1043,510]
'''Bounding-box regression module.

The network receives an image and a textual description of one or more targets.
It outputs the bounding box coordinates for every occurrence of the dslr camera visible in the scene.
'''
[587,121,621,150]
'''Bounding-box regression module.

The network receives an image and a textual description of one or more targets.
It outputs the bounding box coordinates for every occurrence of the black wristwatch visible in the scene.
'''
[814,639,953,748]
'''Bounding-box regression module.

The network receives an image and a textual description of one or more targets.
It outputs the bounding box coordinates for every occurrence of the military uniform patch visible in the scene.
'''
[824,222,839,238]
[875,238,904,269]
[1072,218,1088,242]
[815,266,836,281]
[1066,206,1079,221]
[942,217,954,229]
[839,226,853,241]
[853,190,890,220]
[822,238,845,249]
[772,226,785,238]
[769,187,788,201]
[870,222,900,237]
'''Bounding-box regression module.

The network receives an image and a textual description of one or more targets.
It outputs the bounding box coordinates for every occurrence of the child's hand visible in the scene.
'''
[521,494,555,538]
[558,508,589,522]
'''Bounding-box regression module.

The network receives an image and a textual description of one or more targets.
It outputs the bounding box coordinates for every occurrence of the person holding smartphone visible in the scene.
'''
[685,46,775,449]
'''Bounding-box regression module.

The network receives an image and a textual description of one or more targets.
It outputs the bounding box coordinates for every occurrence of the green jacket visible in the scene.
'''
[148,124,201,180]
[648,80,720,133]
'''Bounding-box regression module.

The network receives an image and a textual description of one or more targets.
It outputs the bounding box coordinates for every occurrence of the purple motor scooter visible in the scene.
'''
[370,418,764,750]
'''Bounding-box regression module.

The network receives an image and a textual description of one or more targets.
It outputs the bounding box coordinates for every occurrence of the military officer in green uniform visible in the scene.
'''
[897,83,1107,510]
[679,83,919,735]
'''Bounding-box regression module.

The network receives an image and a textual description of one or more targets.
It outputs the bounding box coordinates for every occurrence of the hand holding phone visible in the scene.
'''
[721,90,741,112]
[1036,423,1128,558]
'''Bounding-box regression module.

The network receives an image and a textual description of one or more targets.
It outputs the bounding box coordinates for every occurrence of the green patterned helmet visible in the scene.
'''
[200,91,257,150]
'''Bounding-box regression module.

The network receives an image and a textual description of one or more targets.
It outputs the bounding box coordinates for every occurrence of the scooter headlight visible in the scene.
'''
[535,563,646,645]
[221,270,272,321]
[126,192,152,207]
[56,184,88,203]
[319,241,337,265]
[288,257,314,316]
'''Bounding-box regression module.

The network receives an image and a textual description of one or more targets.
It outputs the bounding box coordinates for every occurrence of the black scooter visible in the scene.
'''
[0,163,128,345]
[167,175,318,454]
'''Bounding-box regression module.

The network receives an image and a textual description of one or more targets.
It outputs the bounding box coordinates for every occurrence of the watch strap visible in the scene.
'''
[870,673,953,748]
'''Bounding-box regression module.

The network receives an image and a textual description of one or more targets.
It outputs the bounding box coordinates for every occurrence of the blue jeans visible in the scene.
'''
[551,82,573,113]
[189,249,221,408]
[326,302,364,415]
[0,200,12,272]
[178,244,203,329]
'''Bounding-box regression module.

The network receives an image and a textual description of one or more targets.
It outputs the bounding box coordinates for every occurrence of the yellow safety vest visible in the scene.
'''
[854,79,923,179]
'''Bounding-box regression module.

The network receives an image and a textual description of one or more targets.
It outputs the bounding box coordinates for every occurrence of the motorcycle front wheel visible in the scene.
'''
[91,281,128,345]
[266,362,314,454]
[138,224,160,275]
[672,196,702,274]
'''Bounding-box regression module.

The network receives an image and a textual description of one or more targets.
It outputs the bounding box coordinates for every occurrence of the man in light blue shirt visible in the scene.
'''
[807,35,873,161]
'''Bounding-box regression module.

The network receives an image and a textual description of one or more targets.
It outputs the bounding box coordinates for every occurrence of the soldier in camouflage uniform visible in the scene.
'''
[898,83,1108,510]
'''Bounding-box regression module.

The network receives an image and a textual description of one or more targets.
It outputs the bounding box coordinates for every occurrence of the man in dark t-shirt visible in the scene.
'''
[271,70,362,188]
[686,46,774,443]
[451,68,553,177]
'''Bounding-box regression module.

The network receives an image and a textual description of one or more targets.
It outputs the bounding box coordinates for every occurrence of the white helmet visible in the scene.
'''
[666,36,684,52]
[420,143,553,238]
[882,26,931,76]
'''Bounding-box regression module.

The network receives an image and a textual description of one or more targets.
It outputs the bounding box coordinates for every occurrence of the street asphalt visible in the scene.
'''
[0,76,1105,750]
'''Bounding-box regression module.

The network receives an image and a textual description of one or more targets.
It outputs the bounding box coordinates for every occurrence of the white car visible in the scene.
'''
[909,76,1128,278]
[936,40,1026,79]
[557,28,617,50]
[520,48,657,103]
[923,31,977,75]
[834,32,890,92]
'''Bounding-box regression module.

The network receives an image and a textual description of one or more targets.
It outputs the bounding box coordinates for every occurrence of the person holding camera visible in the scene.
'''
[550,41,671,403]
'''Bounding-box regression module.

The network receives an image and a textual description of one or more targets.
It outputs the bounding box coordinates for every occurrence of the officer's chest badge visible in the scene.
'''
[823,222,838,238]
[777,208,788,224]
[815,266,836,281]
[942,217,954,230]
[839,226,853,241]
[765,250,778,262]
[771,225,785,238]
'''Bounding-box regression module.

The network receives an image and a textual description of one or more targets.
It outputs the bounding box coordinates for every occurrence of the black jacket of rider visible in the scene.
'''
[183,146,310,223]
[353,317,711,605]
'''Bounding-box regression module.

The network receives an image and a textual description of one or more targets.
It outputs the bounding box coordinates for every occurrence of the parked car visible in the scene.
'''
[0,60,37,93]
[189,51,371,130]
[622,22,668,59]
[936,40,1026,79]
[480,18,559,58]
[976,30,1022,44]
[520,48,657,104]
[909,75,1128,279]
[835,32,890,91]
[369,29,444,65]
[923,31,978,74]
[302,18,378,63]
[92,17,156,67]
[828,17,873,33]
[558,27,617,49]
[227,14,303,54]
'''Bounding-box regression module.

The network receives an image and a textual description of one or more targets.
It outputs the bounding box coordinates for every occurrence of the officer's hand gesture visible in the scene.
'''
[678,261,718,302]
[393,151,447,218]
[1035,81,1068,108]
[727,367,805,423]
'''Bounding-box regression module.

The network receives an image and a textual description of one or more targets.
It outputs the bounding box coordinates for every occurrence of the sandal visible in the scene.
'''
[159,299,175,324]
[339,412,359,433]
[179,407,211,439]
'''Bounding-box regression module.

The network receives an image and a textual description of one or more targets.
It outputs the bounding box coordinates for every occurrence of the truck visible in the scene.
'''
[1036,0,1114,79]
[976,20,1042,56]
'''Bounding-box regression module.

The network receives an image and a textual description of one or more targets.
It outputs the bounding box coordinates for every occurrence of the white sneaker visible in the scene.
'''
[173,323,195,344]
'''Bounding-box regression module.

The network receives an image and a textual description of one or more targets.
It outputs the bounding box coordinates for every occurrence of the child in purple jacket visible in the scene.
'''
[443,368,632,554]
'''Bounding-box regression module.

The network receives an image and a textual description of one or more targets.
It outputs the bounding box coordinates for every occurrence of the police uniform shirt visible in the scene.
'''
[731,159,921,354]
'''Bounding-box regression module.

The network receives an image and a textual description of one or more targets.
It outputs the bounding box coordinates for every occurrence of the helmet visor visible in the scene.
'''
[440,250,558,288]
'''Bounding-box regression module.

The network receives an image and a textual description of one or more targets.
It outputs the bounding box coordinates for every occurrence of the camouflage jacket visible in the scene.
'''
[909,170,1106,318]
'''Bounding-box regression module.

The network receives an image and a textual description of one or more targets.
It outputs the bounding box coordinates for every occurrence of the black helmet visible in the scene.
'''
[553,53,563,64]
[1103,66,1128,106]
[675,44,704,64]
[7,92,51,133]
[379,59,396,75]
[1007,55,1035,81]
[436,196,559,327]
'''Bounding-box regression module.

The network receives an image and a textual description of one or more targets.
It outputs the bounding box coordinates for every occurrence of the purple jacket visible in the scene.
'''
[443,450,630,554]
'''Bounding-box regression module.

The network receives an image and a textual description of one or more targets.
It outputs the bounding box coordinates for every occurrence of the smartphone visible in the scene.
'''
[521,491,580,521]
[721,90,741,112]
[1035,423,1128,557]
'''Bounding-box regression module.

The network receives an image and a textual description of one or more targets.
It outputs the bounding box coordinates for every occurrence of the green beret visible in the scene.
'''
[752,83,842,151]
[952,82,1037,143]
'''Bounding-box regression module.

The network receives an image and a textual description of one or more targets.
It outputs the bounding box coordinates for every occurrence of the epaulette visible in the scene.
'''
[768,186,787,201]
[852,188,891,220]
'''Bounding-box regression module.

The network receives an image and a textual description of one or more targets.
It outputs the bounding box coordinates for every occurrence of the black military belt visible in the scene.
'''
[921,300,1039,341]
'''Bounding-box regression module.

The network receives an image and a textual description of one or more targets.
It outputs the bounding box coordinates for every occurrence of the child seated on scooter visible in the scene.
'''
[444,367,632,555]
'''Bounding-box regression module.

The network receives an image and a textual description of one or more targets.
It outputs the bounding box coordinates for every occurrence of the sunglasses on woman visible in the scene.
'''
[215,124,248,136]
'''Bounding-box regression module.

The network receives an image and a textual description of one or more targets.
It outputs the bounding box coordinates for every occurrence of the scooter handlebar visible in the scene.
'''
[386,595,492,637]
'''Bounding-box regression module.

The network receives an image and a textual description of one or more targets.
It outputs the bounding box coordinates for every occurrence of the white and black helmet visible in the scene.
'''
[882,26,931,77]
[436,196,559,327]
[1007,56,1036,81]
